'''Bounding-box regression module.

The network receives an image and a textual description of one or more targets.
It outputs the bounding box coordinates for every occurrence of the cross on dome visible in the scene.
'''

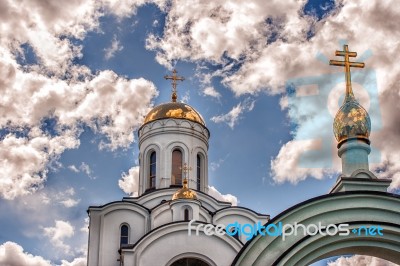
[164,69,185,102]
[180,163,192,179]
[329,44,365,102]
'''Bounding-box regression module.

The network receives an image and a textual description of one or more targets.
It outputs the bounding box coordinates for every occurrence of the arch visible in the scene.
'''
[149,151,156,189]
[184,209,189,221]
[129,222,242,266]
[141,143,161,193]
[166,252,216,266]
[170,257,211,266]
[120,223,130,246]
[276,222,400,265]
[166,141,189,158]
[196,153,202,191]
[233,191,400,266]
[171,148,183,185]
[182,205,193,221]
[164,118,181,127]
[193,146,208,192]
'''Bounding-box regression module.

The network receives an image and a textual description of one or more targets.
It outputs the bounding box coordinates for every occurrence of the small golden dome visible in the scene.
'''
[143,102,206,126]
[333,99,371,144]
[172,178,197,200]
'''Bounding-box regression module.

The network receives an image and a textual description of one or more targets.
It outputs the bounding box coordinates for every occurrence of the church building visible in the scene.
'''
[87,45,400,266]
[86,69,269,266]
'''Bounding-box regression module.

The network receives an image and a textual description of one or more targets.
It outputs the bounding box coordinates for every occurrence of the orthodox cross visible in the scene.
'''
[180,163,192,179]
[329,44,365,101]
[164,69,185,102]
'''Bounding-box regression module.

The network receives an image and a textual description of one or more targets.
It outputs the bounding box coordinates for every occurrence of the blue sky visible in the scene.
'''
[0,0,399,265]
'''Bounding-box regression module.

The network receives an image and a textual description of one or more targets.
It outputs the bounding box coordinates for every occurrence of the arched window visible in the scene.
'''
[120,224,129,246]
[171,258,210,266]
[149,151,156,189]
[196,154,201,191]
[184,208,189,221]
[171,149,182,185]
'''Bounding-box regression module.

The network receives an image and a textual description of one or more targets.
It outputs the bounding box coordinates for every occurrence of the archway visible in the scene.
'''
[170,257,210,266]
[233,191,400,266]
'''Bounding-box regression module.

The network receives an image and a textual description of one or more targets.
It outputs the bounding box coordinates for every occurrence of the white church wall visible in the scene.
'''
[127,190,173,209]
[151,203,172,228]
[124,222,242,266]
[88,203,149,266]
[170,199,201,221]
[199,208,212,223]
[87,211,101,266]
[100,208,147,266]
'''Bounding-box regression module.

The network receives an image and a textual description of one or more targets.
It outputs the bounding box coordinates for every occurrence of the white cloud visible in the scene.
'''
[146,0,310,69]
[0,0,160,200]
[79,162,95,180]
[203,86,221,98]
[0,242,51,266]
[59,257,87,266]
[208,185,238,206]
[119,166,139,196]
[270,140,336,184]
[0,63,157,199]
[268,0,400,187]
[328,255,398,266]
[68,165,80,173]
[100,0,166,18]
[0,241,86,266]
[180,91,190,103]
[43,220,74,255]
[144,0,400,189]
[65,188,75,196]
[60,198,80,208]
[45,187,81,208]
[0,130,79,200]
[104,35,124,60]
[211,98,255,129]
[210,158,225,171]
[80,217,90,234]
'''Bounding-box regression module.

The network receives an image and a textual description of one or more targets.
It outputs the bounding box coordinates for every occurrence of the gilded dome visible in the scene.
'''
[172,178,197,200]
[143,102,206,126]
[333,99,371,144]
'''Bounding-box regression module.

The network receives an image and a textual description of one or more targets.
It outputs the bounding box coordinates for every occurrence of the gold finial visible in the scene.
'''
[329,44,365,102]
[172,163,197,200]
[164,69,185,102]
[182,177,189,189]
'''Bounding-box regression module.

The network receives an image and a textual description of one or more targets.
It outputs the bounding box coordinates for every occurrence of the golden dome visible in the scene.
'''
[333,98,371,144]
[143,102,206,126]
[172,178,197,200]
